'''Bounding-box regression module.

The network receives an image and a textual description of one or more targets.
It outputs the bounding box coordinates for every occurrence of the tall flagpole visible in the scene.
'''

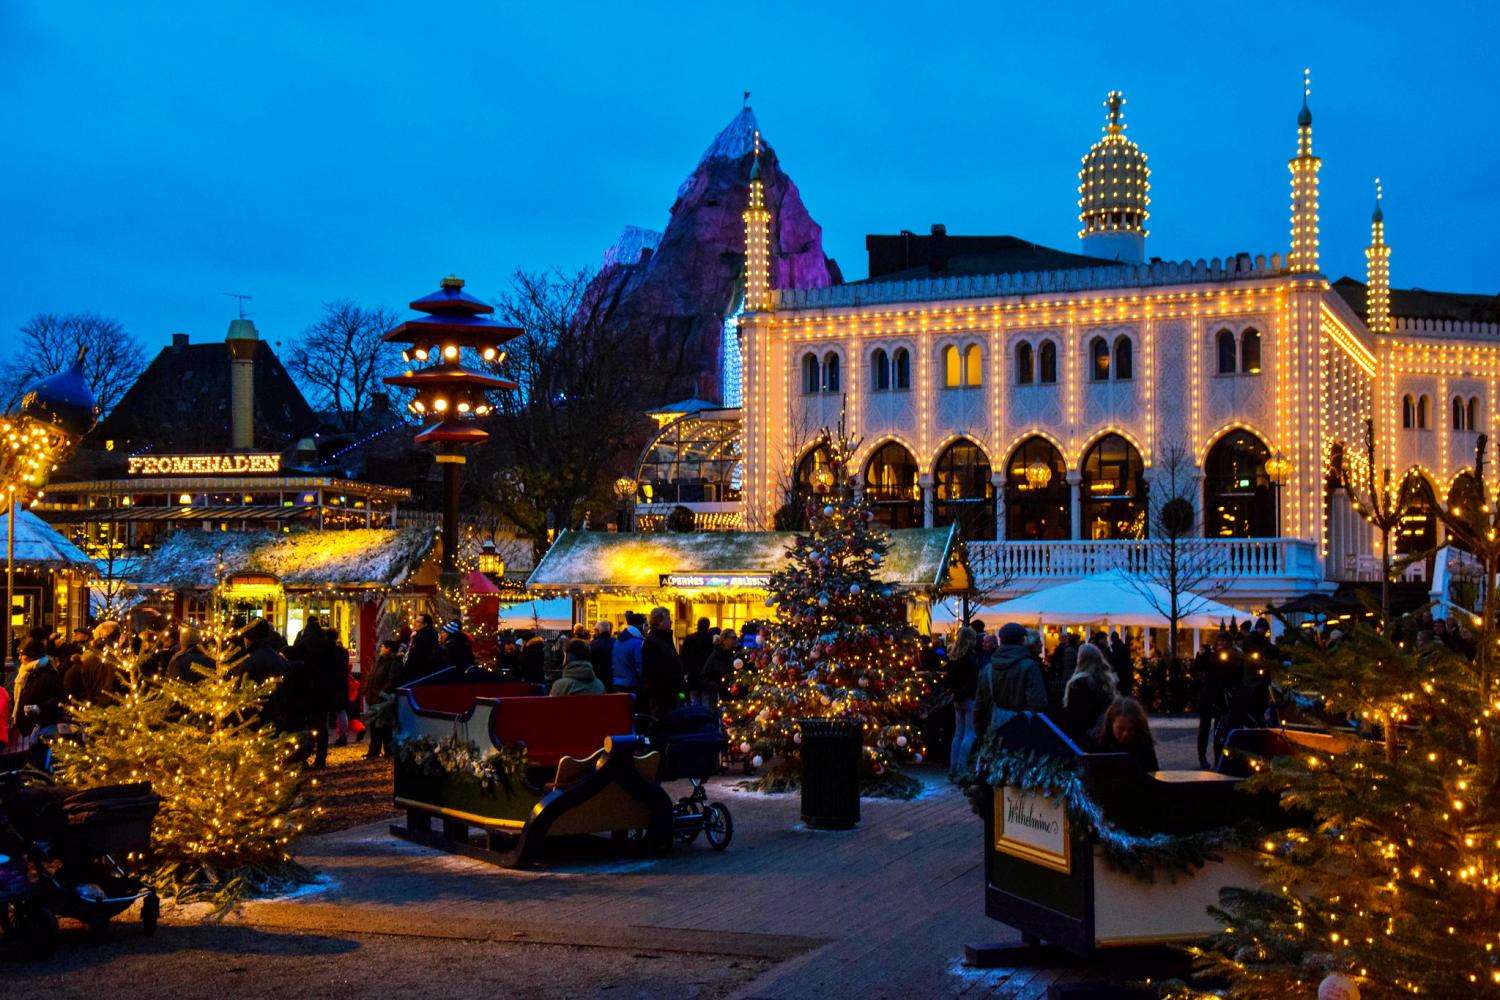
[5,489,15,673]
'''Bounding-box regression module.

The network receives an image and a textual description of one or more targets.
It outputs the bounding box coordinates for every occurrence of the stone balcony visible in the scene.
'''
[965,537,1330,608]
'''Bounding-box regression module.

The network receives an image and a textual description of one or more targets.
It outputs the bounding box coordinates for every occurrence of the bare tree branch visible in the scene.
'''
[2,312,146,415]
[285,299,404,432]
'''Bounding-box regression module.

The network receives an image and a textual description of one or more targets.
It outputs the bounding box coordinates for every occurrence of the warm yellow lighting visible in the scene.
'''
[177,493,192,505]
[442,344,459,360]
[433,397,448,412]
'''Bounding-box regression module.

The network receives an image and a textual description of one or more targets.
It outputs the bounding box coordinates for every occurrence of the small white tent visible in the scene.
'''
[976,569,1248,629]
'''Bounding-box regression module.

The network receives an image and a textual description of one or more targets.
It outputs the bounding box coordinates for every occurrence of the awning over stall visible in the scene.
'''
[981,569,1247,629]
[120,526,440,591]
[0,509,95,571]
[526,526,962,594]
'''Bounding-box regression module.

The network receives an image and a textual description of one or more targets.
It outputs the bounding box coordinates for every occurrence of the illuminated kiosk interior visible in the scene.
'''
[1,507,95,637]
[526,526,964,639]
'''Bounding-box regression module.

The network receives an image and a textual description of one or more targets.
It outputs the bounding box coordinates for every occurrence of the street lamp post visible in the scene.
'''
[383,277,521,590]
[1,353,98,666]
[613,477,636,532]
[1265,451,1292,538]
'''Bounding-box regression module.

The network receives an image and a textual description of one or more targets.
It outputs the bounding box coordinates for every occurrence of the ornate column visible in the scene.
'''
[1066,471,1082,540]
[991,471,1006,540]
[919,474,935,529]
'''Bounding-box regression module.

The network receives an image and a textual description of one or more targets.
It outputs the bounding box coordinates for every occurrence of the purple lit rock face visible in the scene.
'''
[590,107,840,406]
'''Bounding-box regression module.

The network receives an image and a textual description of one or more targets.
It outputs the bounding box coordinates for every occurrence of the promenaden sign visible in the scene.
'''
[127,454,282,476]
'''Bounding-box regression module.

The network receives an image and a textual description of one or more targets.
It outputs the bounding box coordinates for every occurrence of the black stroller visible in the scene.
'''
[0,758,160,955]
[648,706,733,851]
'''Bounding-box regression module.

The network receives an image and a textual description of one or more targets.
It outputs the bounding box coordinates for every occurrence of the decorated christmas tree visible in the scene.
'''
[726,428,927,796]
[1166,620,1500,998]
[51,637,314,913]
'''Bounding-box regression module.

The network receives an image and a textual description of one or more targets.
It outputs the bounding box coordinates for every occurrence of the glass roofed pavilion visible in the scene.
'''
[632,400,743,531]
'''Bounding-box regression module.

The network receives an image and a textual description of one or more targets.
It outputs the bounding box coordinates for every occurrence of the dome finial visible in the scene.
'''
[1105,90,1125,134]
[1373,177,1384,223]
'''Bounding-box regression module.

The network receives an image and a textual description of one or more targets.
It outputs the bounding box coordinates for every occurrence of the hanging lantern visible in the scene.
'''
[1024,460,1053,490]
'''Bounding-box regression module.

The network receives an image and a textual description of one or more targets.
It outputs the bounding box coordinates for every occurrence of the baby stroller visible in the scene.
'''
[0,763,160,952]
[648,706,733,851]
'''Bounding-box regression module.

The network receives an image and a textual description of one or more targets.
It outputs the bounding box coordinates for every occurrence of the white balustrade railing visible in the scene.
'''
[967,538,1324,585]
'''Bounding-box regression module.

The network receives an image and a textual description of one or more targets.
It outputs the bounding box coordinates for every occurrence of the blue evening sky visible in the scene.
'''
[2,1,1495,354]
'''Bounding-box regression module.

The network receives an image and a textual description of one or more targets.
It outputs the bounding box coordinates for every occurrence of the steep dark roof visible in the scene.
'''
[863,232,1118,284]
[1333,276,1500,325]
[89,338,318,454]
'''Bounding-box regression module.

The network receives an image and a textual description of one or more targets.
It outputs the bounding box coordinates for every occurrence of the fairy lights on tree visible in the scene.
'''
[725,423,926,796]
[51,635,315,914]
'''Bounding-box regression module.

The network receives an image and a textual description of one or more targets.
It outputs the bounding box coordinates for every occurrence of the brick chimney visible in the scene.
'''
[172,332,189,349]
[225,319,259,451]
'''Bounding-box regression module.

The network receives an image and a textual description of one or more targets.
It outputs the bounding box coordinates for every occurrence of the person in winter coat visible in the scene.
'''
[363,639,402,758]
[1106,630,1134,697]
[588,621,615,692]
[403,614,445,681]
[611,617,644,695]
[64,649,117,708]
[518,631,547,685]
[697,630,738,707]
[640,606,685,720]
[1092,696,1159,772]
[167,626,215,682]
[14,640,65,740]
[550,640,605,696]
[679,618,715,703]
[1061,642,1119,747]
[441,620,475,671]
[946,626,982,772]
[973,622,1048,742]
[306,627,351,767]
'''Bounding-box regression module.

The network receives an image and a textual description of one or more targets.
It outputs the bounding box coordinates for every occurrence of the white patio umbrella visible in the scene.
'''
[980,569,1248,629]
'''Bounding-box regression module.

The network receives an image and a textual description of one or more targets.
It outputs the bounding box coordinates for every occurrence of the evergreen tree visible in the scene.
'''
[1171,622,1500,997]
[726,429,926,796]
[51,638,314,913]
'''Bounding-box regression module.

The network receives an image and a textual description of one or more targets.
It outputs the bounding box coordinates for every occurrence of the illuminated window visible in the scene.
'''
[1113,336,1133,381]
[822,352,840,393]
[871,349,890,391]
[1080,434,1145,539]
[1396,474,1437,555]
[864,441,921,529]
[1015,342,1034,385]
[1240,328,1262,374]
[964,344,982,387]
[893,348,911,390]
[1038,340,1057,384]
[802,354,819,394]
[1216,329,1236,374]
[1202,430,1274,538]
[943,345,962,388]
[1004,436,1068,540]
[933,438,995,541]
[1090,336,1110,382]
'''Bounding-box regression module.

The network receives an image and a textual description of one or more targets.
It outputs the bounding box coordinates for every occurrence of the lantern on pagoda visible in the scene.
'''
[383,276,520,584]
[3,350,98,661]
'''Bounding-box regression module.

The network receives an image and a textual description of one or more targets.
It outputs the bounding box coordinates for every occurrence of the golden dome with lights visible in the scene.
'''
[1077,91,1150,251]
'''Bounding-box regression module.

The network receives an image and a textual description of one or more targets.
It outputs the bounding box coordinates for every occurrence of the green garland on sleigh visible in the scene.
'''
[960,733,1249,882]
[393,733,529,796]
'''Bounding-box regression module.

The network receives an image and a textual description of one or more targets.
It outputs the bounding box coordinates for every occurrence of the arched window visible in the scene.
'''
[1080,434,1146,539]
[933,438,996,541]
[1203,430,1275,537]
[1240,328,1262,374]
[893,348,911,390]
[1038,340,1057,383]
[1417,395,1430,430]
[964,344,982,387]
[1395,473,1437,556]
[1216,329,1236,374]
[864,442,921,529]
[1004,436,1070,540]
[943,345,962,388]
[802,353,820,395]
[1113,336,1133,381]
[1015,342,1034,385]
[1402,395,1415,429]
[823,352,840,394]
[1090,336,1110,382]
[1468,396,1480,432]
[794,444,834,495]
[871,349,890,392]
[1453,395,1467,431]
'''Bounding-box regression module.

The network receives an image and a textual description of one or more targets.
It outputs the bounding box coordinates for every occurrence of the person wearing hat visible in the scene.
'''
[168,625,215,683]
[403,613,444,681]
[441,619,475,671]
[972,621,1048,752]
[64,647,118,708]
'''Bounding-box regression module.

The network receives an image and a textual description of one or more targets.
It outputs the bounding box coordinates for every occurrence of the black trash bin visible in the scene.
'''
[799,717,862,829]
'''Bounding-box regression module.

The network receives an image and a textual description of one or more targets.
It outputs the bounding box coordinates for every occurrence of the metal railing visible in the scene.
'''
[967,537,1323,583]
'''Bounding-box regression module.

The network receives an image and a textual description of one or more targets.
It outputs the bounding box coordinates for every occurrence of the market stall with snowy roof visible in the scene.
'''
[526,526,963,638]
[121,526,441,667]
[1,507,95,637]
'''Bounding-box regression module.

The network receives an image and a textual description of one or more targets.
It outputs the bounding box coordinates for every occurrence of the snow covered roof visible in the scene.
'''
[0,509,94,571]
[527,527,959,593]
[127,526,439,590]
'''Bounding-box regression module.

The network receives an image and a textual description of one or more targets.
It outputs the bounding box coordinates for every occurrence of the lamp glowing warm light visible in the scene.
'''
[1025,461,1054,490]
[1266,452,1292,487]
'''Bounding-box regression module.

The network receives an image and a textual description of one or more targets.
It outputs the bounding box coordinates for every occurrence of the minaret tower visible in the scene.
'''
[1287,69,1322,274]
[742,130,773,312]
[1077,90,1150,263]
[1365,179,1391,334]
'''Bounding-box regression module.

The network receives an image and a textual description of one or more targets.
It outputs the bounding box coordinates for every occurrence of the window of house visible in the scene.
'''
[1015,342,1034,385]
[802,353,819,395]
[1402,395,1414,429]
[871,349,890,391]
[893,348,911,390]
[1113,336,1133,381]
[1417,395,1430,430]
[943,345,962,388]
[1090,336,1110,382]
[1216,329,1237,374]
[822,352,840,394]
[964,344,982,387]
[1240,328,1262,374]
[1038,340,1057,383]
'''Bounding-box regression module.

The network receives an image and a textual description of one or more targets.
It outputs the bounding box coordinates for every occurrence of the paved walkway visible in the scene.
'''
[217,727,1203,998]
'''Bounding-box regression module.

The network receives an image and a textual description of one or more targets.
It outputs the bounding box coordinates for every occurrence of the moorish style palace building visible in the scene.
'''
[636,77,1499,612]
